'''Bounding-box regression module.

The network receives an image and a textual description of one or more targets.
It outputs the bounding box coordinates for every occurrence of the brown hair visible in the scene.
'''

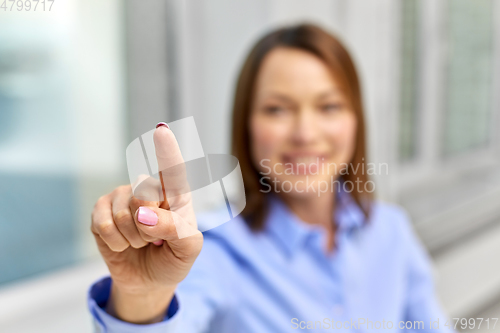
[231,23,373,230]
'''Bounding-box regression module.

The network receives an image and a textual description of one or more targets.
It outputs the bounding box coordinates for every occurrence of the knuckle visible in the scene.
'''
[97,194,109,205]
[117,185,132,195]
[97,220,117,238]
[130,195,141,207]
[93,195,108,211]
[113,209,132,226]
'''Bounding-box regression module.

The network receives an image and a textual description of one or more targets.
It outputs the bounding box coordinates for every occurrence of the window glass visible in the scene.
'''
[443,0,494,155]
[0,6,125,286]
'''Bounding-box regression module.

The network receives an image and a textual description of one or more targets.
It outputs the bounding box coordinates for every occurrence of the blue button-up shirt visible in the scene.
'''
[88,189,454,333]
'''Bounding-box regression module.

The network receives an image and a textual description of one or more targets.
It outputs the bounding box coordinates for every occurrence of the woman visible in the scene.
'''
[89,24,453,332]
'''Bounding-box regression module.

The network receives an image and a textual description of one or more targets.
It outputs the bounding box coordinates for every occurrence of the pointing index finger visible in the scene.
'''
[154,123,190,210]
[154,123,185,171]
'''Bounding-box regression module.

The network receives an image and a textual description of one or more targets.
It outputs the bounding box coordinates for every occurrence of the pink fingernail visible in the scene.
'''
[156,122,169,129]
[153,240,164,246]
[137,207,158,226]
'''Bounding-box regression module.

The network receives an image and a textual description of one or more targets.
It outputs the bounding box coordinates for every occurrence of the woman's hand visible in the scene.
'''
[90,125,203,324]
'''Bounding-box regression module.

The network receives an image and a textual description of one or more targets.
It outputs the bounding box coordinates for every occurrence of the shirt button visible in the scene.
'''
[332,304,344,316]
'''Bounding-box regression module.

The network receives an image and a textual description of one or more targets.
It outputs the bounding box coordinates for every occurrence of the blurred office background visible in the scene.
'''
[0,0,499,332]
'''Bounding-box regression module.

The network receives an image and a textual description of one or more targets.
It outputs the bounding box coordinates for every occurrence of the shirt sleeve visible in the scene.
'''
[87,236,237,333]
[88,277,183,333]
[399,210,456,333]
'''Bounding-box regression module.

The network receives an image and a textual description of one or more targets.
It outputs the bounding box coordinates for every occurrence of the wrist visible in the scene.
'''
[106,283,177,324]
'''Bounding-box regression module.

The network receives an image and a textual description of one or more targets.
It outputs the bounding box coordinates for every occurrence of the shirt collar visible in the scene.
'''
[335,182,366,232]
[264,182,366,257]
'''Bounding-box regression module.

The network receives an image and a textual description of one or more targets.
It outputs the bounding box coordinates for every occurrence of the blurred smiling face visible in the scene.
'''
[250,47,357,197]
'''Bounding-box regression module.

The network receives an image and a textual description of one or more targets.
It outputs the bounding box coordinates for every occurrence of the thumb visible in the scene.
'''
[134,206,202,257]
